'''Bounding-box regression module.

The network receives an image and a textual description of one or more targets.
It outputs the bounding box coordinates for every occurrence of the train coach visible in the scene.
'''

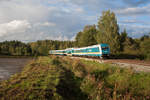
[49,50,66,56]
[49,43,110,58]
[72,44,110,58]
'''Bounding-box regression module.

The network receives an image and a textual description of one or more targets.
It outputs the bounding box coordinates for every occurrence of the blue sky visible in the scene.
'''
[0,0,150,42]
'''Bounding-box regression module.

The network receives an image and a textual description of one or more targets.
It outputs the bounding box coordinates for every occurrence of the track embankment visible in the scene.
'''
[70,57,150,72]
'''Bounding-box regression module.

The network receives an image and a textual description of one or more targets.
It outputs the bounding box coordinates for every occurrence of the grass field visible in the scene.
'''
[0,56,150,100]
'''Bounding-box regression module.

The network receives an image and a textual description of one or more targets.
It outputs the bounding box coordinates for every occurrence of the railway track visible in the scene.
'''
[70,56,150,72]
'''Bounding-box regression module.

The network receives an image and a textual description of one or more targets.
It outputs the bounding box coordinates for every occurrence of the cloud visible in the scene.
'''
[0,20,31,37]
[120,24,150,38]
[0,0,49,23]
[0,0,149,42]
[0,0,10,2]
[122,0,150,6]
[35,22,56,27]
[41,22,56,27]
[119,19,138,23]
[0,0,89,42]
[115,4,150,16]
[118,19,148,24]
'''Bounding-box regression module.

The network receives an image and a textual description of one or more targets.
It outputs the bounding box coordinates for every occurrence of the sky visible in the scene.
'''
[0,0,150,42]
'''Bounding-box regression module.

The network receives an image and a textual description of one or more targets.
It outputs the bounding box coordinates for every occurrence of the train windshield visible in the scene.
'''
[102,47,109,50]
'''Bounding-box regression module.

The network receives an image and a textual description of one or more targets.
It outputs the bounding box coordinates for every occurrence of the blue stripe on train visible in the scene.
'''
[72,54,102,56]
[55,54,65,55]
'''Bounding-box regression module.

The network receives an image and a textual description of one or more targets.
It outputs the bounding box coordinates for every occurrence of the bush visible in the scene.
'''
[146,53,150,60]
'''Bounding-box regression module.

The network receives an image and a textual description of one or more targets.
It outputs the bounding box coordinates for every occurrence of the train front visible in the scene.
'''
[100,44,110,57]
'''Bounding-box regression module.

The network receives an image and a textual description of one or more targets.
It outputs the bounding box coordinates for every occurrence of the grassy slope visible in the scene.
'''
[0,56,150,100]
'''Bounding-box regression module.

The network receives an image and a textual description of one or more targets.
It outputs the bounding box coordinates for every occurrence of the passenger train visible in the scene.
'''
[49,44,110,58]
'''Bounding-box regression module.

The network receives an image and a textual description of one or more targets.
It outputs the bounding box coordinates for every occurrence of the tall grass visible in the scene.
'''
[0,56,150,100]
[62,57,150,99]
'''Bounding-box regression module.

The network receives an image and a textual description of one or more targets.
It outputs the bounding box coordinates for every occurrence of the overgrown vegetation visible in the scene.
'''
[1,56,150,99]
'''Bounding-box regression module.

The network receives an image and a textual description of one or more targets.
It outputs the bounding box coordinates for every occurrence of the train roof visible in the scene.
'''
[50,49,65,51]
[65,48,74,50]
[73,44,109,50]
[50,44,109,51]
[73,44,97,50]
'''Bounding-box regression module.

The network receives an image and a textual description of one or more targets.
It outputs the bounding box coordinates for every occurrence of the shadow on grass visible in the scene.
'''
[56,66,87,100]
[90,70,109,81]
[50,57,87,100]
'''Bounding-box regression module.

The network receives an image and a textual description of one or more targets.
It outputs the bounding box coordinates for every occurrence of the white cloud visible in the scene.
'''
[35,22,56,27]
[0,0,88,41]
[0,0,149,42]
[115,4,150,16]
[0,0,49,23]
[122,0,150,6]
[119,19,139,23]
[42,22,56,27]
[0,20,31,37]
[120,24,150,38]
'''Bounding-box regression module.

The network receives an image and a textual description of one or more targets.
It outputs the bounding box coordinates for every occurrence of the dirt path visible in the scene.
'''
[102,59,150,72]
[0,58,32,81]
[70,57,150,72]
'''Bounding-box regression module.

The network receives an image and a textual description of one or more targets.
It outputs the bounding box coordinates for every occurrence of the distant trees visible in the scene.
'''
[75,32,82,47]
[0,41,32,56]
[120,29,128,51]
[119,29,139,54]
[140,36,150,59]
[29,40,75,56]
[0,40,75,56]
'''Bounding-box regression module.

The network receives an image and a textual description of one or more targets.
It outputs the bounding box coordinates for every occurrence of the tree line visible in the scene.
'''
[0,10,150,60]
[0,40,75,56]
[0,41,32,56]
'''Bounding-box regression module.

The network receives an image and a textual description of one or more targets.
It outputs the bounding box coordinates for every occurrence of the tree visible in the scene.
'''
[140,35,149,41]
[123,37,139,54]
[96,10,120,54]
[120,29,128,51]
[140,37,150,59]
[75,25,97,47]
[75,31,83,47]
